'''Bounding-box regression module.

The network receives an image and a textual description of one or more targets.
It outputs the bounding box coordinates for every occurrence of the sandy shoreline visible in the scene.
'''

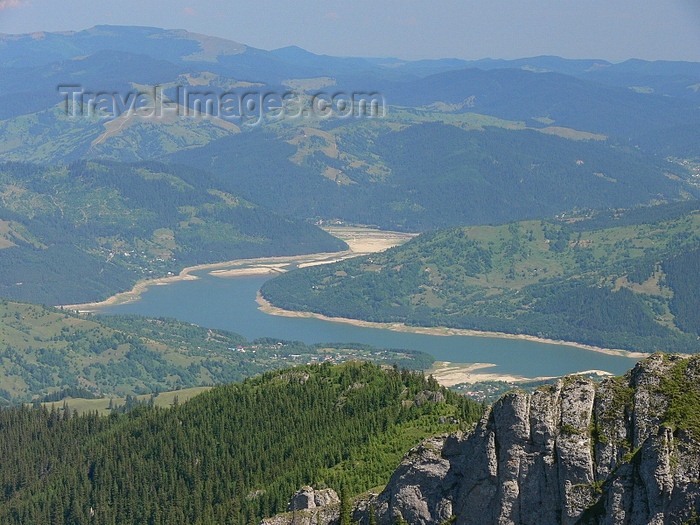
[426,361,615,386]
[427,361,555,385]
[60,225,649,364]
[60,226,413,312]
[255,294,649,360]
[60,251,356,311]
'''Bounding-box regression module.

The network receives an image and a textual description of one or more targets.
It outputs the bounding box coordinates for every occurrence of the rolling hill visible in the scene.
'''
[0,160,346,304]
[261,201,700,353]
[0,26,697,237]
[168,119,696,231]
[381,67,700,149]
[0,300,433,403]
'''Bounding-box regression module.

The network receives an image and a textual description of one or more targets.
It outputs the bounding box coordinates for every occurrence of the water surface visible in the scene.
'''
[98,271,641,379]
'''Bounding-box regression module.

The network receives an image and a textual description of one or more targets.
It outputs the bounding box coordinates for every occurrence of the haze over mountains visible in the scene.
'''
[2,26,700,139]
[1,26,698,230]
[0,24,698,333]
[0,24,699,524]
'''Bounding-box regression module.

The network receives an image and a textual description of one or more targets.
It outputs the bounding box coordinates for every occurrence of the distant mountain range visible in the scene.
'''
[0,25,698,302]
[2,26,699,99]
[1,26,698,140]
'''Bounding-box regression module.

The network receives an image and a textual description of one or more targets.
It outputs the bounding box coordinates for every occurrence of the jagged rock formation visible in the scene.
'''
[263,354,700,525]
[288,486,341,511]
[414,391,446,406]
[261,487,340,525]
[368,353,700,524]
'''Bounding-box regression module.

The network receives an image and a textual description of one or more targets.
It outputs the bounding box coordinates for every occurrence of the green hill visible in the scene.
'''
[0,160,346,304]
[261,202,700,353]
[168,119,696,231]
[0,361,481,524]
[5,102,692,233]
[0,27,697,234]
[0,300,432,403]
[0,103,241,164]
[0,26,698,235]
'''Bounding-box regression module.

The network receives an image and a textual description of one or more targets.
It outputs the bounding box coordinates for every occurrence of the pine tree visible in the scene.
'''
[368,504,377,525]
[339,486,353,525]
[394,512,408,525]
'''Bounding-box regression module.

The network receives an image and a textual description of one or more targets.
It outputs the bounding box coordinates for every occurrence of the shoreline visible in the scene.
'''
[427,361,556,385]
[60,225,414,312]
[60,224,648,363]
[60,250,357,311]
[425,361,615,386]
[255,293,649,360]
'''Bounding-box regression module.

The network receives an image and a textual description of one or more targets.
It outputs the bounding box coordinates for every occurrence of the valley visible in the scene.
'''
[0,161,346,304]
[93,270,642,386]
[63,226,414,311]
[0,20,698,525]
[261,202,700,354]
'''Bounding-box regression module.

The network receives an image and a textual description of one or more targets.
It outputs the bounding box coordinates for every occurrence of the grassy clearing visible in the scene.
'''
[41,386,212,415]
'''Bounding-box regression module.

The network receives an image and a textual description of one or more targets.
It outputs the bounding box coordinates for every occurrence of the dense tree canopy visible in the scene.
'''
[0,362,481,524]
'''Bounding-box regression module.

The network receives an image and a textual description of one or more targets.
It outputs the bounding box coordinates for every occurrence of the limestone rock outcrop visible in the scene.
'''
[287,486,341,512]
[367,354,700,525]
[264,354,700,525]
[261,486,341,525]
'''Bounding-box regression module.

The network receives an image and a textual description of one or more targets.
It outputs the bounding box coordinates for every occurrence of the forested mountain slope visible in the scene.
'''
[1,26,698,233]
[358,353,700,524]
[0,160,345,304]
[261,202,700,353]
[0,361,481,524]
[167,121,696,231]
[7,103,691,231]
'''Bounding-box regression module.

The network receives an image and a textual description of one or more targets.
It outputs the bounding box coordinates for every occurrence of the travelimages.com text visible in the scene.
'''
[57,85,386,125]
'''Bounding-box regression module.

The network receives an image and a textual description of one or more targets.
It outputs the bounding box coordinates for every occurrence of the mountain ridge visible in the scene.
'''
[260,203,700,353]
[0,361,481,524]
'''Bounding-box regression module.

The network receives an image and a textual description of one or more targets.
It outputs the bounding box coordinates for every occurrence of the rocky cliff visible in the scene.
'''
[369,353,700,525]
[261,486,342,525]
[263,353,700,525]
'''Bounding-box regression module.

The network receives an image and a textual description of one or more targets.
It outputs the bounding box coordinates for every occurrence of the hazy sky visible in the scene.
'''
[0,0,699,62]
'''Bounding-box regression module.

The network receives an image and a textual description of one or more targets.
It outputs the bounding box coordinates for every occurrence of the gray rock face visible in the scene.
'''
[414,391,446,407]
[363,354,700,525]
[372,435,455,525]
[287,486,340,511]
[261,487,340,525]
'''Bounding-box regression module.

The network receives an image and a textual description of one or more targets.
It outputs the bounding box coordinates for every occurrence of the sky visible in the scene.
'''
[0,0,699,62]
